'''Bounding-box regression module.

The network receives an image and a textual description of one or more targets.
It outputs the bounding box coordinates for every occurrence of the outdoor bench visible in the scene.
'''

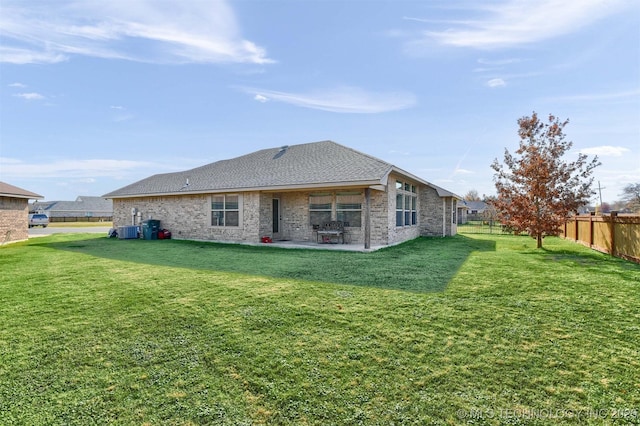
[316,221,347,244]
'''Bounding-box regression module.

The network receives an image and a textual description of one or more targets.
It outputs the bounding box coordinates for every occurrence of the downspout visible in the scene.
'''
[364,188,371,249]
[451,198,455,235]
[442,199,446,237]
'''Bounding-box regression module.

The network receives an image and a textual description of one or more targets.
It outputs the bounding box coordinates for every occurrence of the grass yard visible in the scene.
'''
[1,234,638,425]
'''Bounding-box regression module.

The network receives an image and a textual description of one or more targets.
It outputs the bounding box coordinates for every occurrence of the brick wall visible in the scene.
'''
[113,193,261,242]
[271,190,389,245]
[113,188,393,246]
[0,197,29,244]
[419,186,451,236]
[111,183,456,246]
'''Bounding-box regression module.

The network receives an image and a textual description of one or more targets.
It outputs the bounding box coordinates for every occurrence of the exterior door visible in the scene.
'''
[272,198,281,238]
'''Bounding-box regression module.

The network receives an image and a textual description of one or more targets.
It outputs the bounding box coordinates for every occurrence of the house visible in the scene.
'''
[456,203,468,225]
[465,200,488,215]
[0,181,44,244]
[104,141,461,249]
[456,200,490,224]
[31,196,113,222]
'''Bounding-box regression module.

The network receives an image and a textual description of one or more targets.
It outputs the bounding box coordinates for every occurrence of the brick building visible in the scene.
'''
[104,141,460,249]
[0,182,43,244]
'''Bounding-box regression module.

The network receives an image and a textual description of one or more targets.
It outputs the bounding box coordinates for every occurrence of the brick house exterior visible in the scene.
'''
[104,141,460,249]
[0,182,43,245]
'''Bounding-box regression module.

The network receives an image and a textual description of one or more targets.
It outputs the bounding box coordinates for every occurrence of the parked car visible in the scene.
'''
[28,213,49,228]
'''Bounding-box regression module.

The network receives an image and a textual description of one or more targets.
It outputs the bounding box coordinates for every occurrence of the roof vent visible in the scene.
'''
[272,145,289,159]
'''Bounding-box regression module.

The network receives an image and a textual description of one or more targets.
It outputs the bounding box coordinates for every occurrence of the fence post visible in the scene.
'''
[610,211,617,256]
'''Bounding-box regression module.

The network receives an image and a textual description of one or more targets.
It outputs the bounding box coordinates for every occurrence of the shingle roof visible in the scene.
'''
[464,201,488,211]
[0,181,43,199]
[103,140,460,199]
[32,196,113,216]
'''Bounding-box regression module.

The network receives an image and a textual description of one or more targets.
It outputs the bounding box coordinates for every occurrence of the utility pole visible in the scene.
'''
[596,180,605,215]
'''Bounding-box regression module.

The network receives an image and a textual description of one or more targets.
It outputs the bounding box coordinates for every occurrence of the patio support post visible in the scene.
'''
[364,188,371,249]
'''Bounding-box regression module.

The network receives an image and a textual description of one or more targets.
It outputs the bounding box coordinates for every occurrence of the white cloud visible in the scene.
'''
[477,58,524,66]
[474,57,527,72]
[0,158,155,179]
[413,0,632,49]
[0,0,273,65]
[241,86,417,113]
[454,168,474,175]
[9,82,27,88]
[254,94,269,103]
[580,146,630,157]
[0,46,68,64]
[14,92,45,100]
[486,78,506,88]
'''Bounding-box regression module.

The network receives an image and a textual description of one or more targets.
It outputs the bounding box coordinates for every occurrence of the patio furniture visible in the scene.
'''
[316,221,346,244]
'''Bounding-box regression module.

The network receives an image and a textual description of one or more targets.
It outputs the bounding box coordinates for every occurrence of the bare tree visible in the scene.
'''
[464,189,481,201]
[491,112,600,248]
[620,183,640,213]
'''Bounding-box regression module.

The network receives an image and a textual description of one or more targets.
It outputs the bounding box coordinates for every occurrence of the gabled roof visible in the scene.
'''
[0,181,43,200]
[464,201,488,211]
[32,196,113,215]
[104,140,460,199]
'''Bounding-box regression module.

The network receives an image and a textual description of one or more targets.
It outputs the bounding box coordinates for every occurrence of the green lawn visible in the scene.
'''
[1,234,638,425]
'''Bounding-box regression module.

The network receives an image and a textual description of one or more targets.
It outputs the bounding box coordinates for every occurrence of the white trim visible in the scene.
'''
[442,199,446,237]
[208,193,243,228]
[105,180,384,199]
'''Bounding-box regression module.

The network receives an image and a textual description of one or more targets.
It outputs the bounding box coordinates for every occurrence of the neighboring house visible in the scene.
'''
[104,141,461,249]
[0,181,43,244]
[465,201,488,215]
[457,204,468,225]
[31,196,113,221]
[459,200,487,223]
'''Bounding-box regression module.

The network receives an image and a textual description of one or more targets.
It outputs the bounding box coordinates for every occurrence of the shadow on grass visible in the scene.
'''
[40,234,496,293]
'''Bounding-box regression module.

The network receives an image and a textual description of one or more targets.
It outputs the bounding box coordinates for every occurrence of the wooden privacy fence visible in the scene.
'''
[560,214,640,263]
[49,216,113,223]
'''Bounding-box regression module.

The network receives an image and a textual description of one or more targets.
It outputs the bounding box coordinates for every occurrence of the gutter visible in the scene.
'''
[103,180,387,199]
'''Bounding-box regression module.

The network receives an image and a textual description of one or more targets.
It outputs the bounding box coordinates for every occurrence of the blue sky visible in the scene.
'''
[1,0,638,204]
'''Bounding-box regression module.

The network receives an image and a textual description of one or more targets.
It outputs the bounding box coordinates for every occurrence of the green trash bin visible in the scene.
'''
[142,219,160,240]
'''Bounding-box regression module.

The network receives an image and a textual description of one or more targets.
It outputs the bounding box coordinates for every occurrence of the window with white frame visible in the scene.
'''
[310,192,362,227]
[211,194,240,227]
[336,192,362,227]
[396,181,417,227]
[452,200,457,224]
[309,193,332,226]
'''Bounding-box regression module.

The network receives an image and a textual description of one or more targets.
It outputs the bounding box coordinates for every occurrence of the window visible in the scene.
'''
[211,194,240,226]
[452,200,457,224]
[396,180,417,227]
[336,192,362,227]
[310,192,362,227]
[309,193,332,226]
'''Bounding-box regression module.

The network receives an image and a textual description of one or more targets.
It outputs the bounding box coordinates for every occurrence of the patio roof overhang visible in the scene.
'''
[104,180,388,199]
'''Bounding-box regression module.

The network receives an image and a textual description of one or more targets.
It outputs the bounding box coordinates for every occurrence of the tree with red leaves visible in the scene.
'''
[491,112,600,248]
